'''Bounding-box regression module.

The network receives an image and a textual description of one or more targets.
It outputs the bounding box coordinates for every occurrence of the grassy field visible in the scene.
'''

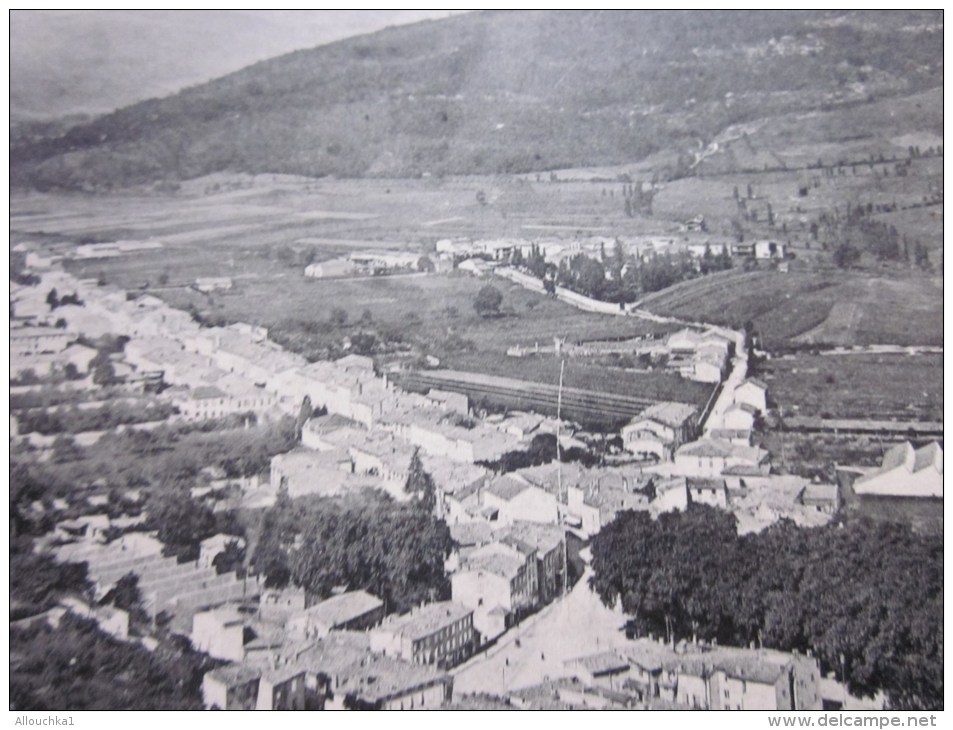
[641,265,943,349]
[446,351,713,405]
[760,353,943,422]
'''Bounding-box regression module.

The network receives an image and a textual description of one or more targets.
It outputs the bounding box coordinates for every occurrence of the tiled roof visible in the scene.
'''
[495,521,565,554]
[295,590,383,628]
[460,551,526,580]
[634,401,698,428]
[565,650,631,676]
[449,521,495,547]
[206,663,262,687]
[484,475,531,501]
[377,601,472,641]
[338,654,450,703]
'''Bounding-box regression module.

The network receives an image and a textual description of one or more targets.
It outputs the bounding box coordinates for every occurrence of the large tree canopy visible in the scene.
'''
[473,284,503,318]
[252,491,452,613]
[589,507,942,710]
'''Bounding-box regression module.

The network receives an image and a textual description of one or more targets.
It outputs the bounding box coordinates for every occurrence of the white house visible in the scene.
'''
[457,258,495,276]
[674,439,770,478]
[451,541,538,641]
[202,665,261,710]
[480,476,560,525]
[734,378,768,413]
[723,403,758,431]
[652,477,691,514]
[621,402,698,460]
[754,241,786,260]
[687,478,729,509]
[852,442,942,498]
[192,607,248,662]
[11,327,72,357]
[691,356,724,384]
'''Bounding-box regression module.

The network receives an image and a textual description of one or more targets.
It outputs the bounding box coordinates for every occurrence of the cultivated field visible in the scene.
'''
[760,353,943,422]
[640,267,943,349]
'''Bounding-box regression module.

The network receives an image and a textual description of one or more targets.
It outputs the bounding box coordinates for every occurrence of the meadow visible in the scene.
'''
[640,266,942,349]
[760,353,943,422]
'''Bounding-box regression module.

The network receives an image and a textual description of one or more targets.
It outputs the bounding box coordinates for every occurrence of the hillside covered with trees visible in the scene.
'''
[11,10,942,190]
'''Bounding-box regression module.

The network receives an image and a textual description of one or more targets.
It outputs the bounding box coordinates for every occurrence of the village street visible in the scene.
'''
[452,567,630,694]
[699,325,748,433]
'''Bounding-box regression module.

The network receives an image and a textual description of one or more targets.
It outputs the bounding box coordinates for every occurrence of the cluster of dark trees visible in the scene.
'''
[11,538,92,620]
[252,490,452,613]
[11,535,219,710]
[11,614,215,710]
[45,288,83,309]
[622,181,656,217]
[99,573,151,631]
[512,244,548,280]
[144,486,242,562]
[268,307,416,363]
[813,204,933,270]
[16,401,176,436]
[589,506,942,710]
[479,432,600,474]
[274,243,318,268]
[530,247,732,304]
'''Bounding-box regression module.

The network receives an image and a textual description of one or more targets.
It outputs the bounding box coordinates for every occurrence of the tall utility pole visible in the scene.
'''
[556,358,565,501]
[557,358,570,597]
[779,404,786,471]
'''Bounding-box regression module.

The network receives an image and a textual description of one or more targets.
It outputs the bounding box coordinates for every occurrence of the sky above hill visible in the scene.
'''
[10,10,468,120]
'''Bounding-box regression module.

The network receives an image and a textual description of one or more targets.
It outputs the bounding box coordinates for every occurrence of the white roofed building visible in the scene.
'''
[852,442,942,498]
